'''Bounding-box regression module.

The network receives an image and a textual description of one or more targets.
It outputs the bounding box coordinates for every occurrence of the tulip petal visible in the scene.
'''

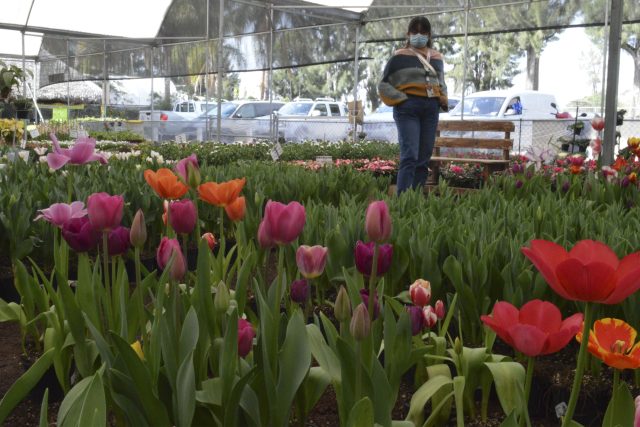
[68,142,97,164]
[555,258,617,302]
[592,318,636,353]
[604,251,640,304]
[543,312,583,355]
[510,323,548,357]
[521,240,572,300]
[47,152,71,170]
[519,299,562,334]
[569,240,619,268]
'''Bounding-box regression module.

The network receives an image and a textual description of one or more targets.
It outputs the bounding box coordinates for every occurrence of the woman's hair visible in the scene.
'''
[404,16,433,48]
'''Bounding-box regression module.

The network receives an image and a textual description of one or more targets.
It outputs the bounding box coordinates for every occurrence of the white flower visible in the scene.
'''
[34,147,48,156]
[39,156,48,163]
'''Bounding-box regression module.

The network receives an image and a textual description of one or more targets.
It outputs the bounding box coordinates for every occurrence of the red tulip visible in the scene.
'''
[108,226,130,256]
[296,245,328,279]
[521,239,640,304]
[354,241,393,277]
[34,201,87,228]
[257,200,306,247]
[481,300,583,357]
[365,200,392,243]
[202,232,216,250]
[423,305,438,328]
[409,279,431,307]
[434,300,446,320]
[290,279,309,303]
[62,217,99,253]
[156,237,186,281]
[591,116,605,131]
[174,154,199,187]
[238,318,255,358]
[169,199,196,235]
[47,133,107,170]
[87,192,124,232]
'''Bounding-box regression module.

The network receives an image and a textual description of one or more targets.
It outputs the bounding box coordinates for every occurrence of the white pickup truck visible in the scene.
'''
[138,100,220,122]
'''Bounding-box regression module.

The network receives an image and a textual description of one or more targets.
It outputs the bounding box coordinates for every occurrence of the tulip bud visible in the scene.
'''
[290,279,309,304]
[350,303,371,341]
[187,162,201,188]
[454,337,463,355]
[238,318,255,358]
[130,209,147,248]
[407,306,424,336]
[434,299,445,320]
[156,237,186,281]
[202,232,216,250]
[334,286,351,322]
[423,305,437,328]
[131,340,145,360]
[591,116,605,131]
[365,200,392,243]
[409,279,431,307]
[215,282,230,313]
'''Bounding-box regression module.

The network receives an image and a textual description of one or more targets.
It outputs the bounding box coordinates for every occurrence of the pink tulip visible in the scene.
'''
[296,245,328,279]
[257,200,306,247]
[435,300,446,320]
[87,192,123,232]
[423,305,437,328]
[591,116,605,131]
[169,199,196,235]
[174,154,200,187]
[34,201,87,228]
[46,133,108,170]
[409,279,431,307]
[365,200,392,243]
[108,226,130,256]
[238,318,255,358]
[62,217,99,253]
[156,237,186,281]
[202,232,216,250]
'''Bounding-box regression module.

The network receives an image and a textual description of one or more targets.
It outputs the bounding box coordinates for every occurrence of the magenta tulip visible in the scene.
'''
[174,154,199,186]
[290,279,309,304]
[365,200,392,243]
[156,237,186,281]
[359,288,380,319]
[354,241,393,277]
[87,192,124,232]
[257,200,306,247]
[46,134,108,170]
[169,199,196,235]
[407,306,424,336]
[435,300,446,320]
[34,201,87,228]
[62,217,99,252]
[108,226,130,256]
[296,245,328,279]
[238,318,255,358]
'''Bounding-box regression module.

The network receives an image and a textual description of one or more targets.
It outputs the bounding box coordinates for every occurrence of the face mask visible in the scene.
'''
[409,34,429,48]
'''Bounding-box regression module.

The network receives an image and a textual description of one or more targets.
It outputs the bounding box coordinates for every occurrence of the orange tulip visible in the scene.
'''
[144,168,188,199]
[198,178,246,207]
[576,318,640,370]
[224,196,246,221]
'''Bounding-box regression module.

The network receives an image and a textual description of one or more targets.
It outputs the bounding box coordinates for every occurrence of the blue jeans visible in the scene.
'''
[393,96,440,194]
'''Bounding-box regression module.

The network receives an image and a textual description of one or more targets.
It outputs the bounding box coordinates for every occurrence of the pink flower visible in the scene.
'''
[634,395,640,427]
[156,237,186,281]
[423,305,437,328]
[62,217,99,253]
[257,200,306,247]
[174,154,199,187]
[46,134,108,170]
[296,245,328,279]
[87,192,124,232]
[435,300,446,320]
[591,116,605,131]
[409,279,431,307]
[365,200,392,243]
[354,241,393,277]
[238,318,255,358]
[169,199,196,235]
[450,165,465,175]
[34,201,87,228]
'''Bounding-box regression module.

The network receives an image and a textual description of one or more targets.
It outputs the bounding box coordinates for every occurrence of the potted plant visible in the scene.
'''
[12,98,32,120]
[0,61,32,119]
[567,121,584,136]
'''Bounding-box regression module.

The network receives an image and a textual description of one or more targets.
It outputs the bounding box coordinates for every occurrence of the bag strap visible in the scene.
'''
[409,47,437,76]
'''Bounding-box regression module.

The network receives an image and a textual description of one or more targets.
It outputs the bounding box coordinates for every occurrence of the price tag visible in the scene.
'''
[555,402,567,418]
[175,133,188,144]
[28,126,40,138]
[70,129,78,138]
[274,142,283,156]
[270,148,280,161]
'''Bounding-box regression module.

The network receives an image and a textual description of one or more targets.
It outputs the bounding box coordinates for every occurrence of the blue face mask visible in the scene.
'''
[409,34,429,48]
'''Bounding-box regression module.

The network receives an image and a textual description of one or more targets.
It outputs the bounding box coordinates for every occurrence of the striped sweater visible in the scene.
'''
[378,49,447,107]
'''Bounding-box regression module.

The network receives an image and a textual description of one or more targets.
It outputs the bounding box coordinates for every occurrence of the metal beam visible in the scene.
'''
[602,0,623,165]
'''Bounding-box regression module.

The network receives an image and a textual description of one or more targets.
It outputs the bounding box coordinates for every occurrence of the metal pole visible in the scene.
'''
[150,46,154,113]
[205,0,210,142]
[66,39,71,124]
[352,24,360,144]
[216,0,224,142]
[599,0,609,115]
[21,31,27,147]
[103,40,107,121]
[268,3,274,140]
[460,0,470,120]
[602,0,623,165]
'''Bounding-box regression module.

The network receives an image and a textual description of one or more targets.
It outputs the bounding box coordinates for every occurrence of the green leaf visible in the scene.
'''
[58,372,106,427]
[0,299,22,322]
[176,352,196,427]
[300,367,331,416]
[179,307,199,362]
[406,375,452,426]
[484,362,525,419]
[38,388,49,427]
[306,324,341,382]
[498,410,518,427]
[602,381,635,427]
[453,376,465,427]
[0,348,55,425]
[347,397,374,427]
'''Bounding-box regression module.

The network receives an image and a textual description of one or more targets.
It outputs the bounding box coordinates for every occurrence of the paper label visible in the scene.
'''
[274,142,283,155]
[28,127,40,138]
[270,148,280,161]
[555,402,567,418]
[175,133,188,144]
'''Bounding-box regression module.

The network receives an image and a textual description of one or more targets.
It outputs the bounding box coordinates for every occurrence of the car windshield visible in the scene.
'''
[449,97,506,117]
[278,102,313,116]
[373,105,393,114]
[203,102,237,118]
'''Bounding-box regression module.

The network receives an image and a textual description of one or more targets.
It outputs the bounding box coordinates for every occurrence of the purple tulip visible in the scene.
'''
[515,180,523,189]
[61,217,99,252]
[238,318,255,358]
[354,241,393,277]
[46,134,108,170]
[296,245,328,279]
[561,181,570,193]
[365,200,392,243]
[359,288,380,319]
[87,192,124,232]
[407,305,424,336]
[169,199,196,235]
[108,226,130,256]
[174,154,200,187]
[622,176,631,188]
[290,279,309,304]
[156,237,186,281]
[34,201,87,228]
[257,200,306,247]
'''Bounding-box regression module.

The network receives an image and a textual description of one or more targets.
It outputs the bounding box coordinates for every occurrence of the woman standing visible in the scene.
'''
[378,17,448,194]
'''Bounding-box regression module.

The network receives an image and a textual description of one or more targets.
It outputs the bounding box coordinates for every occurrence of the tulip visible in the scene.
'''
[87,192,124,232]
[296,245,328,279]
[174,154,199,187]
[129,209,147,248]
[156,237,186,281]
[224,196,246,222]
[108,226,130,256]
[131,340,145,360]
[481,300,583,357]
[257,200,306,247]
[350,303,371,341]
[354,241,393,277]
[521,239,640,304]
[238,318,255,358]
[407,306,424,336]
[576,318,640,370]
[334,286,351,322]
[46,133,108,170]
[61,217,99,252]
[365,200,392,243]
[423,305,438,329]
[591,116,605,131]
[34,201,87,228]
[169,199,196,235]
[144,168,188,199]
[434,300,446,320]
[359,288,380,319]
[198,178,246,207]
[215,282,230,314]
[290,279,309,304]
[409,279,431,307]
[202,232,216,250]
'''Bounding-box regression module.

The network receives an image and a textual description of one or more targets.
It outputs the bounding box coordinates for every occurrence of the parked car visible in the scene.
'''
[200,100,285,119]
[447,90,557,120]
[276,98,349,117]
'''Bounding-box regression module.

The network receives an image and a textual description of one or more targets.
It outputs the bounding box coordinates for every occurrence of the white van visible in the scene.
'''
[447,90,557,120]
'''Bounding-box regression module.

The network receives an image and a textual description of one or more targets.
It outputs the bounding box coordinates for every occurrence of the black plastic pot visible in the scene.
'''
[16,109,30,120]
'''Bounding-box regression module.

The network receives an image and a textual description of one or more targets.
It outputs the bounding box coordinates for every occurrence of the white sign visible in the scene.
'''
[274,142,283,155]
[28,126,39,139]
[175,133,188,144]
[69,129,78,138]
[316,155,332,166]
[270,148,280,161]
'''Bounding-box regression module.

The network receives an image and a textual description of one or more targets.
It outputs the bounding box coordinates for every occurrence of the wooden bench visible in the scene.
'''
[429,120,515,186]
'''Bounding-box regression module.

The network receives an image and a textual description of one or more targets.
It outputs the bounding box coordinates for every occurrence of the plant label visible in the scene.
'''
[175,133,188,144]
[70,129,78,138]
[270,148,280,161]
[274,142,283,155]
[28,127,39,138]
[555,402,567,418]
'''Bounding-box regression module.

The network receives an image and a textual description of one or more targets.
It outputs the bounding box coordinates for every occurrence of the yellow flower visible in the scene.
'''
[131,340,145,360]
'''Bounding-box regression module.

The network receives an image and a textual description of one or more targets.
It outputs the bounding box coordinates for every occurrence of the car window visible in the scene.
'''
[450,97,505,117]
[256,103,283,116]
[204,102,238,118]
[177,102,191,112]
[313,103,328,116]
[329,104,341,116]
[235,104,256,118]
[279,102,312,115]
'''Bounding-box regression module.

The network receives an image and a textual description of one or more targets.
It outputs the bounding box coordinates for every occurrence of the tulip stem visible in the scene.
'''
[192,190,201,239]
[521,356,534,427]
[101,231,113,330]
[562,302,596,427]
[368,243,379,322]
[134,246,145,338]
[612,368,620,395]
[182,234,188,272]
[220,208,226,282]
[355,341,362,401]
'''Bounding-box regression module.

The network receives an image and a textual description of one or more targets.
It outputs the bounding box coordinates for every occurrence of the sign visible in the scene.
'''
[315,155,333,166]
[69,129,78,138]
[28,126,40,139]
[77,129,89,138]
[274,142,283,156]
[270,148,280,161]
[348,100,364,125]
[175,133,188,144]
